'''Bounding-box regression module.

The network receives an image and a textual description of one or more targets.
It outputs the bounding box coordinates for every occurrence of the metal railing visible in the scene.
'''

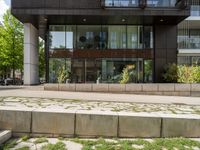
[101,0,189,9]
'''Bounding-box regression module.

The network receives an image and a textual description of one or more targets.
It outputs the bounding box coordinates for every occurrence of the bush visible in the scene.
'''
[119,65,137,84]
[163,63,178,83]
[163,63,200,83]
[178,65,200,83]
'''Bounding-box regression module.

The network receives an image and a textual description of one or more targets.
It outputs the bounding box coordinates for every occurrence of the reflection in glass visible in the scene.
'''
[77,25,101,50]
[49,25,65,49]
[144,26,153,49]
[66,26,76,49]
[49,58,71,83]
[191,5,200,16]
[105,0,138,7]
[127,26,142,49]
[178,29,200,49]
[144,60,153,83]
[147,0,176,7]
[101,58,142,83]
[103,26,126,49]
[178,56,200,66]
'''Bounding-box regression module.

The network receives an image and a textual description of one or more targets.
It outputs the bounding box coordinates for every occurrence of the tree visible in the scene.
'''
[0,10,23,80]
[39,39,45,78]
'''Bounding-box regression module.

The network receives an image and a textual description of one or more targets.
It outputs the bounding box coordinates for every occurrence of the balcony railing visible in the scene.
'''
[101,0,189,9]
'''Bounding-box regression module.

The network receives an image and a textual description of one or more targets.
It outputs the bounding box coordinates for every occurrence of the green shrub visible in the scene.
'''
[57,66,69,84]
[163,63,178,83]
[120,65,137,84]
[163,63,200,83]
[120,67,130,84]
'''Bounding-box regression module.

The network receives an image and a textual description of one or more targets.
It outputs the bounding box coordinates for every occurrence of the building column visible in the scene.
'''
[24,23,39,85]
[154,25,177,83]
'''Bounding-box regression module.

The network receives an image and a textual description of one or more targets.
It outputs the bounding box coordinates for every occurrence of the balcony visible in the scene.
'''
[102,0,189,9]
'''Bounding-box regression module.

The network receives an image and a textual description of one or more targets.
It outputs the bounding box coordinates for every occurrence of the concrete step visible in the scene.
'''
[0,130,12,144]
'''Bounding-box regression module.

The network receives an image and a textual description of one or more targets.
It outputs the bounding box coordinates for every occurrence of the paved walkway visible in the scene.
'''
[0,85,200,105]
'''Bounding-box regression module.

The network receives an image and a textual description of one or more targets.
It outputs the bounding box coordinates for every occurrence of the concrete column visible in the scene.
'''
[24,23,39,85]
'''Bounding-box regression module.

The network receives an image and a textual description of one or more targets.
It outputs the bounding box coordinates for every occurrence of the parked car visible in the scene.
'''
[4,78,23,85]
[0,79,4,85]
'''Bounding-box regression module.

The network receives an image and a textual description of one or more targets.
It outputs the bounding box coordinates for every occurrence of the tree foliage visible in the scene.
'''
[0,10,23,78]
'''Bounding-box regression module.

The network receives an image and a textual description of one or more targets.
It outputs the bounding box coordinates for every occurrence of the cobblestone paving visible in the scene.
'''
[0,97,200,115]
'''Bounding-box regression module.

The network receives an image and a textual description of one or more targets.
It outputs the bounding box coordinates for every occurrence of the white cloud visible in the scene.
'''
[0,0,9,23]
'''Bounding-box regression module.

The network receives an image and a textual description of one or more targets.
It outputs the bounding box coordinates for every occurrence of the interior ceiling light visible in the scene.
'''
[122,19,126,22]
[160,19,164,22]
[83,18,87,22]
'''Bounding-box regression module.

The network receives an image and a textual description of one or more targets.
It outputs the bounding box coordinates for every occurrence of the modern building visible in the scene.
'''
[11,0,190,85]
[178,0,200,65]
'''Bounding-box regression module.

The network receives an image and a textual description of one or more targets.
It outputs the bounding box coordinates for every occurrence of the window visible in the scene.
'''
[147,0,176,7]
[191,5,200,16]
[49,25,65,49]
[103,25,126,49]
[105,0,138,7]
[66,25,76,49]
[77,25,101,50]
[49,58,71,83]
[127,26,142,49]
[144,26,153,49]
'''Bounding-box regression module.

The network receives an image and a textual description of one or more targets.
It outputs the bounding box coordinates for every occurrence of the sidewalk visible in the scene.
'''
[0,85,200,105]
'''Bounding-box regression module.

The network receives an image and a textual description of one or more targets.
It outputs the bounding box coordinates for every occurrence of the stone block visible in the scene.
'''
[59,84,76,91]
[32,109,75,135]
[125,84,142,92]
[191,84,200,92]
[162,115,200,138]
[158,84,175,92]
[92,84,109,92]
[0,130,12,144]
[0,109,31,133]
[175,84,191,92]
[142,84,158,92]
[75,84,92,92]
[118,113,161,138]
[108,84,125,92]
[191,91,200,97]
[44,84,59,91]
[76,111,118,137]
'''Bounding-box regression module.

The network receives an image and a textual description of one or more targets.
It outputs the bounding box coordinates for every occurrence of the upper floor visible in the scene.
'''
[11,0,190,39]
[12,0,189,9]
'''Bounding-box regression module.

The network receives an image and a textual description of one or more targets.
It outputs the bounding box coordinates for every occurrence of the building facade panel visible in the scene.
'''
[11,0,190,84]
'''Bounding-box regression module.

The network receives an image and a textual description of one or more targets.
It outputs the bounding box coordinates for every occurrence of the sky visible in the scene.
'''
[0,0,10,23]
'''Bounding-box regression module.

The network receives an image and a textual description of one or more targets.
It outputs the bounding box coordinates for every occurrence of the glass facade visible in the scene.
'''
[105,0,139,7]
[147,0,176,7]
[48,25,154,83]
[178,29,200,49]
[178,56,200,66]
[104,0,177,7]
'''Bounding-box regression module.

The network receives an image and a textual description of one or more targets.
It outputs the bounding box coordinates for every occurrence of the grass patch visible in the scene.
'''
[34,137,48,144]
[1,139,18,149]
[21,135,30,142]
[16,146,30,150]
[41,141,66,150]
[72,138,200,150]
